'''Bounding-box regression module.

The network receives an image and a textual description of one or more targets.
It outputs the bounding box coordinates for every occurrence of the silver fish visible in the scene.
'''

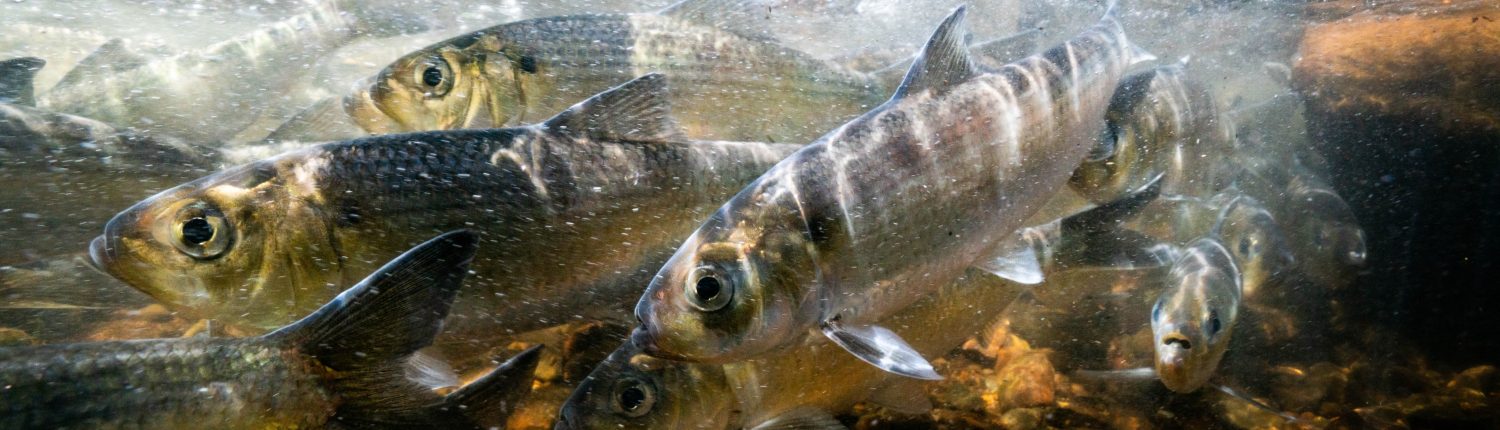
[631,4,1153,379]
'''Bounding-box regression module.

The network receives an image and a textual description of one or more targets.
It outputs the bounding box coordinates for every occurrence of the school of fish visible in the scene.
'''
[0,0,1396,428]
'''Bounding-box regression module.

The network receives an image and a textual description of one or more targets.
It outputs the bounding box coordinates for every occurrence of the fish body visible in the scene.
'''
[338,2,885,143]
[0,231,500,429]
[1070,60,1234,203]
[560,267,1029,430]
[631,4,1152,378]
[36,0,423,142]
[90,75,801,344]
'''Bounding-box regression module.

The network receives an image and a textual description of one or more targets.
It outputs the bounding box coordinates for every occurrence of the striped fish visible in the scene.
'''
[631,3,1154,379]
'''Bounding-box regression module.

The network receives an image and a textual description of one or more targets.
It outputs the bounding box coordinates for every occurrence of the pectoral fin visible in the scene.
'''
[821,319,942,380]
[975,236,1044,285]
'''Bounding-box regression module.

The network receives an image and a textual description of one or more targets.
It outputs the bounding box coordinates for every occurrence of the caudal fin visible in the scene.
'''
[265,229,479,426]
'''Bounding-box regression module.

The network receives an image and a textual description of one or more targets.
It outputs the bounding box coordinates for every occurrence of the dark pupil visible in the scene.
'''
[1208,313,1221,335]
[695,276,722,302]
[619,386,646,411]
[421,65,444,88]
[1238,237,1252,255]
[182,218,214,245]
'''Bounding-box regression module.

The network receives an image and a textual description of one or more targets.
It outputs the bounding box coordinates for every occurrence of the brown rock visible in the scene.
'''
[1293,0,1500,137]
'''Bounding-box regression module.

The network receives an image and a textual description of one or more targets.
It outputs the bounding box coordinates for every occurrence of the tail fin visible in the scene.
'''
[441,345,544,428]
[265,229,479,426]
[0,57,45,106]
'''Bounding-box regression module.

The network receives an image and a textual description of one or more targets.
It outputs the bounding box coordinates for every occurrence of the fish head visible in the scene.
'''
[89,154,344,330]
[633,180,820,363]
[557,345,734,430]
[1151,238,1240,393]
[1212,195,1295,297]
[350,34,533,133]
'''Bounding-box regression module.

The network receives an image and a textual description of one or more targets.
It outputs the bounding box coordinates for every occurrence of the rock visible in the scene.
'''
[1293,0,1500,137]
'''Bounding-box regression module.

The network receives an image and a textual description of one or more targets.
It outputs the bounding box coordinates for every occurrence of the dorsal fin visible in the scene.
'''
[891,6,977,101]
[542,73,684,143]
[659,0,774,41]
[0,57,45,106]
[55,39,146,90]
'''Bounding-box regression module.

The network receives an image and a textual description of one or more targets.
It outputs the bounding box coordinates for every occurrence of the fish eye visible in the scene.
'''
[1237,236,1253,256]
[611,378,656,418]
[171,204,232,260]
[686,266,734,312]
[414,55,453,97]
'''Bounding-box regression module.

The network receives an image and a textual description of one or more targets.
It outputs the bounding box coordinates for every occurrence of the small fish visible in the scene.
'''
[90,75,802,352]
[631,3,1153,379]
[561,267,1030,430]
[36,0,425,142]
[325,0,886,143]
[1070,58,1236,203]
[0,231,527,429]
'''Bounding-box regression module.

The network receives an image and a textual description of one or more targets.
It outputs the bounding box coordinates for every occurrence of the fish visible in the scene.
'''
[89,75,803,349]
[1069,58,1236,203]
[1148,237,1242,393]
[630,3,1153,379]
[0,230,532,429]
[0,57,44,106]
[1282,174,1366,289]
[36,0,426,143]
[323,0,887,143]
[559,191,1159,429]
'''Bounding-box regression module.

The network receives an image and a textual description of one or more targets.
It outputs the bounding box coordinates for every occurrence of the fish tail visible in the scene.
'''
[263,230,479,426]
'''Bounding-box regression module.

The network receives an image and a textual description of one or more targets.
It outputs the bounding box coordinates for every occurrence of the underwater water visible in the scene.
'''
[1,0,1498,428]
